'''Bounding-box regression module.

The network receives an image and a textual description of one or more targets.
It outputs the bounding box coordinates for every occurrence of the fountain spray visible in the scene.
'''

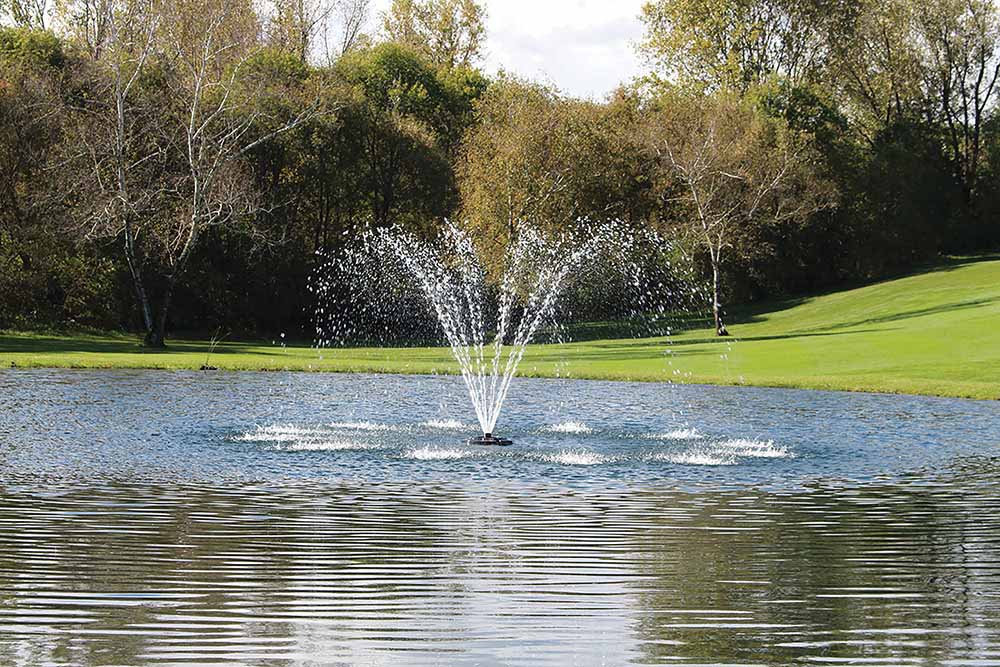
[313,220,685,446]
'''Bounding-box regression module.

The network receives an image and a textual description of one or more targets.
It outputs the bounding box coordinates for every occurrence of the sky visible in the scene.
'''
[368,0,649,100]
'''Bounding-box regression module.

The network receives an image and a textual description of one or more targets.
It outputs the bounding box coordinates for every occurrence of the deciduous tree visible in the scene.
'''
[639,0,839,93]
[651,94,836,335]
[70,0,165,344]
[916,0,1000,203]
[380,0,484,69]
[457,78,577,249]
[1,0,49,28]
[69,0,322,346]
[144,0,320,346]
[337,42,481,228]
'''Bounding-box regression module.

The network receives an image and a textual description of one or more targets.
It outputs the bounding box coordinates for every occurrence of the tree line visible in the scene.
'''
[1,0,998,345]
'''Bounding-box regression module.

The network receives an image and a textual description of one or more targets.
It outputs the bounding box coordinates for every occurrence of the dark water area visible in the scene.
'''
[2,369,1000,665]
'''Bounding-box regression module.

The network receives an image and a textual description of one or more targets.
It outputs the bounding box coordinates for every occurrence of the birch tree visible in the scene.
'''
[656,95,835,335]
[71,0,320,346]
[70,0,167,344]
[142,0,320,346]
[1,0,49,27]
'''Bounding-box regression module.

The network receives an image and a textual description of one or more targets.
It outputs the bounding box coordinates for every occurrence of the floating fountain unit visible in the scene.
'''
[468,433,513,447]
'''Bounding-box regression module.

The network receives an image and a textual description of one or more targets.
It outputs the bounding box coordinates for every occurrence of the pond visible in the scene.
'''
[2,369,1000,665]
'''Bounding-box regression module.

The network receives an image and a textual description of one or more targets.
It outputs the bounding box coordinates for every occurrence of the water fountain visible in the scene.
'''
[313,221,685,445]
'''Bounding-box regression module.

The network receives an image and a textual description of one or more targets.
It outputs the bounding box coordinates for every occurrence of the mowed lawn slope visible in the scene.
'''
[2,255,999,399]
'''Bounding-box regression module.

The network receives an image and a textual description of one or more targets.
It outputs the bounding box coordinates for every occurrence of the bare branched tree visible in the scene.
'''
[67,0,166,342]
[66,0,322,346]
[1,0,49,27]
[655,96,836,336]
[52,0,114,58]
[329,0,368,59]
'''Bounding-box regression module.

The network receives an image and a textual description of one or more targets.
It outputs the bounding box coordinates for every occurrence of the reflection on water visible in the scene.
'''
[1,370,1000,665]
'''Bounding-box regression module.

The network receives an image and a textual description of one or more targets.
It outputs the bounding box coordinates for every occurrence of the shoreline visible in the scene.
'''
[3,338,997,402]
[5,254,1000,402]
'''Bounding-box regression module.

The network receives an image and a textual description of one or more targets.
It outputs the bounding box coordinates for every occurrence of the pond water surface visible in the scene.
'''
[2,369,1000,665]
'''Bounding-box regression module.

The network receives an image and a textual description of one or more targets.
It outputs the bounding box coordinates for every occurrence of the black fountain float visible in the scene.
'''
[468,433,514,447]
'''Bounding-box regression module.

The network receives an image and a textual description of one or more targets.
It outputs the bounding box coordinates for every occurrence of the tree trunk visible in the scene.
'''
[141,280,166,349]
[712,263,729,337]
[143,325,166,348]
[147,280,175,349]
[148,220,199,349]
[136,287,162,347]
[123,234,160,347]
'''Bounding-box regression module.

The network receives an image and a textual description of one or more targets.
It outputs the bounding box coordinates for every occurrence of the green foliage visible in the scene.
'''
[381,0,486,69]
[1,0,999,346]
[0,232,120,330]
[243,47,311,82]
[329,42,484,228]
[756,80,849,153]
[434,63,488,149]
[0,26,63,68]
[639,0,838,93]
[339,42,440,114]
[861,119,959,266]
[336,41,484,143]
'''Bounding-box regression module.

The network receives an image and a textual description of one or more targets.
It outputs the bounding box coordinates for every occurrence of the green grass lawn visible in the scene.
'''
[3,254,999,399]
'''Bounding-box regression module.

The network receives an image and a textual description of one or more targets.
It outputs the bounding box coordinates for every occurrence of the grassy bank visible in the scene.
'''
[3,255,999,400]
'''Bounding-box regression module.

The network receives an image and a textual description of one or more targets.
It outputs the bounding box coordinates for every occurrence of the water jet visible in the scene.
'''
[314,221,682,439]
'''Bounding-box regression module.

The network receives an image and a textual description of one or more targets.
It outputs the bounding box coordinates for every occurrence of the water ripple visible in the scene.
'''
[2,369,1000,665]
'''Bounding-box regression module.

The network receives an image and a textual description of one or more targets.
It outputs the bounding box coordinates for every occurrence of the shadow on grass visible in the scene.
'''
[544,313,712,343]
[0,333,295,357]
[522,328,887,364]
[791,297,998,333]
[569,327,884,349]
[1,334,148,355]
[726,253,1000,327]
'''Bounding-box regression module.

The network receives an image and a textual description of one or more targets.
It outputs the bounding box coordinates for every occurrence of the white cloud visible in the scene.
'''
[368,0,648,99]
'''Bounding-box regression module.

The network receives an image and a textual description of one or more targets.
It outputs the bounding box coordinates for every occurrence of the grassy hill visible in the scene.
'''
[2,255,999,399]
